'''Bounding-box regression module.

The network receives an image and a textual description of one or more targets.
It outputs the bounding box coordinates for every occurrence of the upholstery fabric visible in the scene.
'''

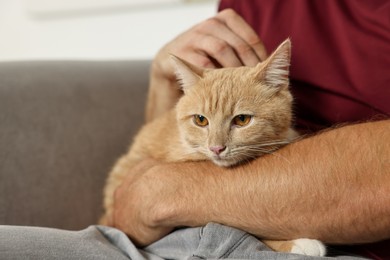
[0,60,151,229]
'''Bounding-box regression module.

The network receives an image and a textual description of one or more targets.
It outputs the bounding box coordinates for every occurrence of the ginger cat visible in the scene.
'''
[101,39,326,256]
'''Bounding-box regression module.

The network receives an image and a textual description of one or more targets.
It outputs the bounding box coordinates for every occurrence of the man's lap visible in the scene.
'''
[0,223,365,259]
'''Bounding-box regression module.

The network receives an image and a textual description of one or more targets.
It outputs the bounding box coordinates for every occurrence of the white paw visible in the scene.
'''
[291,238,326,256]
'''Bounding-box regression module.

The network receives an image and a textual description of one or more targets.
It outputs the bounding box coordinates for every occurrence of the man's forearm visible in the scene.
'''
[161,120,390,244]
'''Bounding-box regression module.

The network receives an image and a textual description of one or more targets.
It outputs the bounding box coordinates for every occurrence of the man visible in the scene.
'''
[113,1,390,258]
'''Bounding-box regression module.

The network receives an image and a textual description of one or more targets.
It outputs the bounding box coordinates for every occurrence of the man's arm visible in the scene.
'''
[114,120,390,246]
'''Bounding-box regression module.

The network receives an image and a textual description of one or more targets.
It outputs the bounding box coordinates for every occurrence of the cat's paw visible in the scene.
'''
[290,238,326,256]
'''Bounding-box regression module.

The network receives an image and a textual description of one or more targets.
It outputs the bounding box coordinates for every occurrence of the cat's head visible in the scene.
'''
[172,39,294,167]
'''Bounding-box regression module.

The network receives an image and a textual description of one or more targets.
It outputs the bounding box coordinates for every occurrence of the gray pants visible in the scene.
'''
[0,223,365,259]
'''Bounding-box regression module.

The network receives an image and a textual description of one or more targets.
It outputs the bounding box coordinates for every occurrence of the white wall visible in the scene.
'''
[0,0,218,61]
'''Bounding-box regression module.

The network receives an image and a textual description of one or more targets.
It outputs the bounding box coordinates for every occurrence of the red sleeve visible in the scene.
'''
[219,0,390,132]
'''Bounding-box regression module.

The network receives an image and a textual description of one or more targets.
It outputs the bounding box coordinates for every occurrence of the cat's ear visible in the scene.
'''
[170,55,204,92]
[256,39,291,89]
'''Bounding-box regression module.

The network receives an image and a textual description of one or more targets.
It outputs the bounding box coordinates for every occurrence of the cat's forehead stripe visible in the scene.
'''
[200,70,257,115]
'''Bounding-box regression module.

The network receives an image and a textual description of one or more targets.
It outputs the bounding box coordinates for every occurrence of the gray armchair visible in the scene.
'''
[0,60,151,230]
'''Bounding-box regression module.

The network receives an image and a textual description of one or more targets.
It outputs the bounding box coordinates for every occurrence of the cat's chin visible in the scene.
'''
[212,158,238,167]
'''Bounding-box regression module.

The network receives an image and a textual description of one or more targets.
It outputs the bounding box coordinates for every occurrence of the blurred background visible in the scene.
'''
[0,0,218,61]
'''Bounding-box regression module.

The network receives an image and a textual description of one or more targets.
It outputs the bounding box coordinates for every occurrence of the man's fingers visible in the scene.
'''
[197,34,243,67]
[216,9,268,61]
[185,9,267,67]
[193,18,260,66]
[154,8,268,90]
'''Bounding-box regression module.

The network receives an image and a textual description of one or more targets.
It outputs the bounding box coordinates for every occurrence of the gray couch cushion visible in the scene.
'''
[0,60,150,229]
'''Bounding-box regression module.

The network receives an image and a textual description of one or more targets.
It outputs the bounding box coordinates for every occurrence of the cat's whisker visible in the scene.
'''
[232,141,290,152]
[230,145,292,164]
[232,146,278,154]
[255,140,291,147]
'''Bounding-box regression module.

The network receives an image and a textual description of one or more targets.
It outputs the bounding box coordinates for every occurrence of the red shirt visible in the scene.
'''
[219,0,390,132]
[219,0,389,259]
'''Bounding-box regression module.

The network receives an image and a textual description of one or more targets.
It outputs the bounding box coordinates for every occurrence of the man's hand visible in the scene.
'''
[112,158,224,246]
[146,9,267,122]
[112,159,212,246]
[155,8,267,76]
[112,160,174,246]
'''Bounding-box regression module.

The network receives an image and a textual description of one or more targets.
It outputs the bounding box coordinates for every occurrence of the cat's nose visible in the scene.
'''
[209,145,226,155]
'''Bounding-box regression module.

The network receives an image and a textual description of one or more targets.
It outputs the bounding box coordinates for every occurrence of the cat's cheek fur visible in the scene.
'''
[176,124,214,162]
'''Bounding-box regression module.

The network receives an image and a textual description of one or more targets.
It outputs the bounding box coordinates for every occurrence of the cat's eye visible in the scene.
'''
[193,115,209,127]
[232,115,252,127]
